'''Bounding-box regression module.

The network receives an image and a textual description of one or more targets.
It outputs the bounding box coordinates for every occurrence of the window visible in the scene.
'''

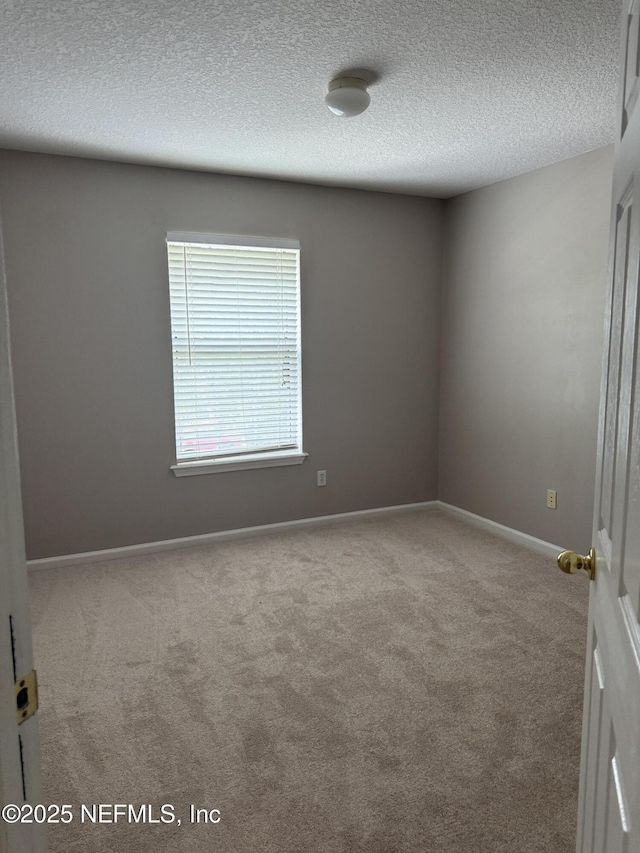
[166,232,305,476]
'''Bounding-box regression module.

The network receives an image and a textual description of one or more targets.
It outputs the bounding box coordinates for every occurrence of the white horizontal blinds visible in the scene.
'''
[167,237,301,462]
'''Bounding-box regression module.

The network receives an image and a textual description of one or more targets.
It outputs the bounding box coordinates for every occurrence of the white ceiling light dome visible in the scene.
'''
[325,77,370,118]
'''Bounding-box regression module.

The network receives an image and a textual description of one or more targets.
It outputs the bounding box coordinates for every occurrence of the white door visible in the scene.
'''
[0,218,45,852]
[569,0,640,849]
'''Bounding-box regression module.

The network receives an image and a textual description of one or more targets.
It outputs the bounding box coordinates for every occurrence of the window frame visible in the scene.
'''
[166,231,306,477]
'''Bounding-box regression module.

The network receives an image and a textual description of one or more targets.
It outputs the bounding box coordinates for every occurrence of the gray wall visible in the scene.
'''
[439,146,614,552]
[0,151,443,559]
[0,145,614,560]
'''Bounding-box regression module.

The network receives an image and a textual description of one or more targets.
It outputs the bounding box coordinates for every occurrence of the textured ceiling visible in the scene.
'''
[0,0,620,197]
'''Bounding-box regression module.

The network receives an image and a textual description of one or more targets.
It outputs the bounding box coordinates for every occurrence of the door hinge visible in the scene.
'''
[15,669,38,725]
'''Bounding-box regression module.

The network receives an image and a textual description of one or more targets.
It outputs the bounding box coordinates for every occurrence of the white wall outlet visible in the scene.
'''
[317,470,327,487]
[546,489,557,510]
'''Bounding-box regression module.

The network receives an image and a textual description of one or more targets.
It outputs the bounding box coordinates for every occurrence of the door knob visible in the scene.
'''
[557,548,596,581]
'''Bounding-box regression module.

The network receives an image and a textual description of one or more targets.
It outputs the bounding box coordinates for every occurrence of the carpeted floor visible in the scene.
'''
[28,509,589,852]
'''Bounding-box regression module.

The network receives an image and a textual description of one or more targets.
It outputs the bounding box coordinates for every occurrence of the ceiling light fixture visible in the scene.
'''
[325,77,370,118]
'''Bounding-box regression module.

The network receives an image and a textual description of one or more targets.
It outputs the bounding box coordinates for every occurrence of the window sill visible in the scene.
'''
[171,450,308,477]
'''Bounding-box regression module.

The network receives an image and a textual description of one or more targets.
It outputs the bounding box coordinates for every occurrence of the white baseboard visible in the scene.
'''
[27,499,562,572]
[27,500,439,571]
[434,501,562,559]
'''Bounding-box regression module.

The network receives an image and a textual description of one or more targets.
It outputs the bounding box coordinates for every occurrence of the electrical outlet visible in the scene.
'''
[546,489,557,510]
[317,470,327,487]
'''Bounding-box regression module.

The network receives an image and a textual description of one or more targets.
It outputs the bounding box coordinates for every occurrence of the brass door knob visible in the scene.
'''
[557,548,596,581]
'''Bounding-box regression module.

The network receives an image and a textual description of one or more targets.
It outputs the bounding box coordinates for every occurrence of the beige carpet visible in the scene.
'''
[28,509,589,852]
